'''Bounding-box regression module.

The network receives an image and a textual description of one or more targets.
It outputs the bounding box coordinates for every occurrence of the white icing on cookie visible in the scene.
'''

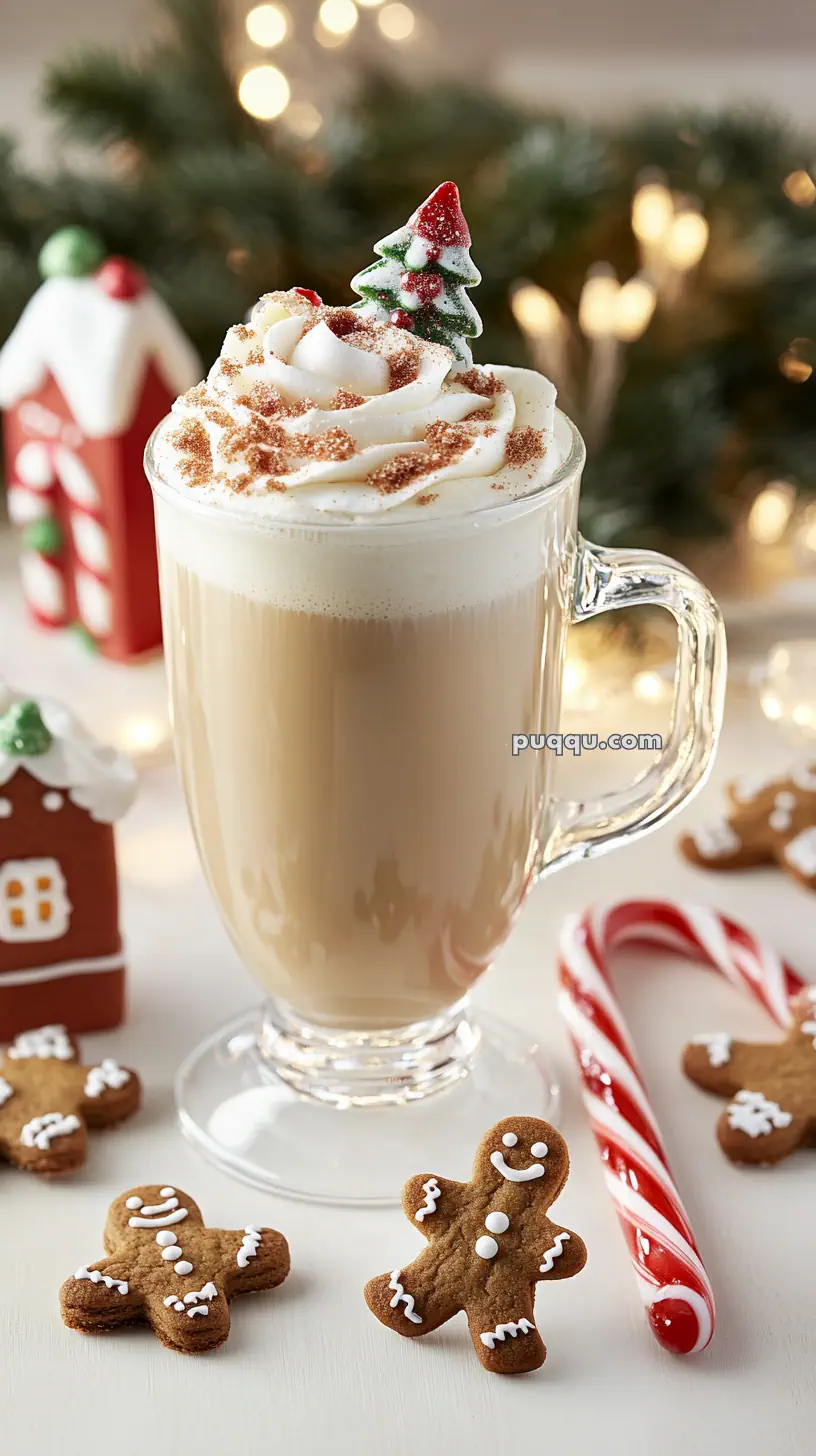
[539,1231,571,1273]
[75,1266,128,1295]
[480,1318,535,1350]
[128,1206,188,1229]
[784,827,816,878]
[8,1025,73,1061]
[501,1132,518,1147]
[414,1178,441,1222]
[159,1187,176,1197]
[800,1018,816,1049]
[530,1141,548,1158]
[388,1269,422,1324]
[156,1230,177,1247]
[237,1226,262,1268]
[160,1245,183,1261]
[768,790,797,832]
[727,1090,793,1138]
[475,1235,499,1259]
[164,1281,218,1317]
[84,1059,130,1098]
[692,1032,733,1068]
[691,820,741,859]
[125,1196,143,1209]
[20,1111,81,1149]
[490,1151,545,1182]
[0,1076,13,1108]
[484,1211,510,1235]
[174,1260,193,1275]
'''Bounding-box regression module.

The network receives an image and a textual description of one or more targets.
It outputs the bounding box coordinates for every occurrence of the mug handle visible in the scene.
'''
[539,537,727,875]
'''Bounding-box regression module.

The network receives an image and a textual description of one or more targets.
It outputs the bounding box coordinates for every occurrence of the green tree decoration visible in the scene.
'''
[0,701,53,757]
[351,181,482,365]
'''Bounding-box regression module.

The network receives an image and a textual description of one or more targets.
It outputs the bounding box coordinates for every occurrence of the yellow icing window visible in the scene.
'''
[0,858,71,944]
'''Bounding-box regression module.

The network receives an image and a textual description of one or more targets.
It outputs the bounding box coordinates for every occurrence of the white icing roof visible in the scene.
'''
[0,685,137,824]
[0,275,201,438]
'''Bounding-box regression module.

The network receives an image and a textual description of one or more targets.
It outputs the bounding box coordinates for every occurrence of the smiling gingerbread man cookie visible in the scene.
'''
[365,1117,586,1374]
[683,987,816,1164]
[60,1184,290,1353]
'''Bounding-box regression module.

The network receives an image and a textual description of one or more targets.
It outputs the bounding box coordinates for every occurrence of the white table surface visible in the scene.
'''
[1,540,814,1456]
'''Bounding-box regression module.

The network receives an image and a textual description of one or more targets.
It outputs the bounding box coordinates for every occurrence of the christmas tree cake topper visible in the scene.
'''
[351,181,482,366]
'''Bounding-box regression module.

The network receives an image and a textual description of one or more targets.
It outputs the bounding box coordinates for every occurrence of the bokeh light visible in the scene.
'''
[245,4,289,47]
[378,3,416,40]
[238,64,290,119]
[318,0,359,34]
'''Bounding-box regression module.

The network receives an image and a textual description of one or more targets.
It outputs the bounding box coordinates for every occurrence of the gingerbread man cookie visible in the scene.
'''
[679,761,816,892]
[60,1184,290,1354]
[683,987,816,1164]
[0,1024,139,1176]
[365,1117,586,1375]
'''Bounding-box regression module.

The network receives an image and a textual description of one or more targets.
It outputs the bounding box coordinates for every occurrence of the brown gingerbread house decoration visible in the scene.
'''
[0,687,137,1040]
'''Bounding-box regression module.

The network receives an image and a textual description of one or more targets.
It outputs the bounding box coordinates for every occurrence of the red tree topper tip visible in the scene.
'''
[94,256,146,300]
[294,286,323,307]
[408,182,471,249]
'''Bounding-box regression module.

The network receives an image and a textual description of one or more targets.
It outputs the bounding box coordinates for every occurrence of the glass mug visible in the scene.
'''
[146,411,725,1202]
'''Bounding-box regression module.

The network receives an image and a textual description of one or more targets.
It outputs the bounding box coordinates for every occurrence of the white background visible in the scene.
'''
[1,537,814,1455]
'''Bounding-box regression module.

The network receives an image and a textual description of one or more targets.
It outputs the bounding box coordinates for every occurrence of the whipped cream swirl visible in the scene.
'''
[154,290,560,523]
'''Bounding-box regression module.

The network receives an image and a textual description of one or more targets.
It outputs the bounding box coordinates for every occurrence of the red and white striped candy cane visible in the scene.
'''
[557,899,805,1356]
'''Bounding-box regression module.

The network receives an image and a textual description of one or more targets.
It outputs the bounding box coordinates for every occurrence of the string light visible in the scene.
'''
[633,670,669,703]
[782,170,816,207]
[114,714,168,756]
[511,283,562,338]
[238,64,290,119]
[746,482,796,546]
[357,0,386,6]
[318,0,359,33]
[613,275,656,342]
[663,210,709,270]
[283,100,323,139]
[245,4,289,47]
[632,181,673,243]
[578,266,619,338]
[378,2,416,39]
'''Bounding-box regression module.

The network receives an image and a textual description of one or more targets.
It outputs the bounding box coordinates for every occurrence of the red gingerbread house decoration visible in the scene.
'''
[0,687,137,1040]
[0,233,200,661]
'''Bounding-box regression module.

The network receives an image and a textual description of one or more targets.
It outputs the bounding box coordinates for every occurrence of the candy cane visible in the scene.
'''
[557,899,805,1356]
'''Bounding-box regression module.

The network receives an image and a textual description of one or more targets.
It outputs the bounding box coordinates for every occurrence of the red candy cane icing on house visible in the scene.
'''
[0,267,199,658]
[557,900,805,1356]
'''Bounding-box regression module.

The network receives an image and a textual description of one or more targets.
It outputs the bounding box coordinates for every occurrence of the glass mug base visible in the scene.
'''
[174,998,559,1205]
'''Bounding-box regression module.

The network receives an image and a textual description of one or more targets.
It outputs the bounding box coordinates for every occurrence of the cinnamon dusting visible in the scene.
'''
[457,369,506,399]
[505,427,546,467]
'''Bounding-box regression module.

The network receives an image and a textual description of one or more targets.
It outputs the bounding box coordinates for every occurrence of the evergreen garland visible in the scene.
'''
[0,0,813,544]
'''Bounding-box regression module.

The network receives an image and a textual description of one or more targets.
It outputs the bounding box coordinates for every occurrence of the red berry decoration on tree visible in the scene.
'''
[294,286,323,307]
[95,256,146,300]
[389,309,415,332]
[351,181,482,364]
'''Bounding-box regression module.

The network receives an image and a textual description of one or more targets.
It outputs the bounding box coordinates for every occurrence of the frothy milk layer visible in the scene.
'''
[151,288,572,617]
[153,412,576,620]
